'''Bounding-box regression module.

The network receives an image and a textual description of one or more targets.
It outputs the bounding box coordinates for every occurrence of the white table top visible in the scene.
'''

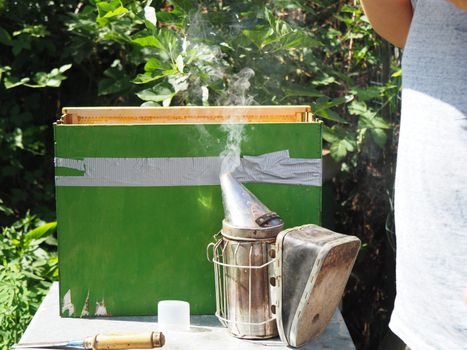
[19,282,355,349]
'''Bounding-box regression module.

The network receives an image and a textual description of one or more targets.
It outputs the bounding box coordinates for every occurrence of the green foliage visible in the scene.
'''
[60,0,400,163]
[0,1,401,349]
[0,1,80,223]
[0,214,58,349]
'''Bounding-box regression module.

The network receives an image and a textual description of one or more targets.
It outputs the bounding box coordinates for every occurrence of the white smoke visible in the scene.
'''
[181,11,256,176]
[219,68,256,175]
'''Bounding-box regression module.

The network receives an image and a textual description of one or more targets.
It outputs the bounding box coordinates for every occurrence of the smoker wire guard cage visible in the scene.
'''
[55,105,322,317]
[206,226,361,347]
[206,233,278,336]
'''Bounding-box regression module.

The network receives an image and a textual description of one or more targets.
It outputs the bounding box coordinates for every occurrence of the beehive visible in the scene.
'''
[55,106,322,317]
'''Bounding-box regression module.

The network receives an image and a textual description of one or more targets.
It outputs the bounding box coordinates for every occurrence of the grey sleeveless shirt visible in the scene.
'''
[390,0,467,349]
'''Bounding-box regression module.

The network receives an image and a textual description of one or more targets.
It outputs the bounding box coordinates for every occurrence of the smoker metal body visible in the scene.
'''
[207,173,284,338]
[211,237,277,338]
[209,174,360,346]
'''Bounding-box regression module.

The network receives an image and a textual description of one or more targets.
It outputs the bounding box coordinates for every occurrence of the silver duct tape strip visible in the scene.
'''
[54,151,322,187]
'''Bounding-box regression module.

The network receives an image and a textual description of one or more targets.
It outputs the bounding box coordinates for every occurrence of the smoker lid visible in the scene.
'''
[274,224,360,348]
[220,173,283,239]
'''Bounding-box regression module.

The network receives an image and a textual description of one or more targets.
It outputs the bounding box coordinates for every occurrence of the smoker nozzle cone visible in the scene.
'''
[220,172,283,229]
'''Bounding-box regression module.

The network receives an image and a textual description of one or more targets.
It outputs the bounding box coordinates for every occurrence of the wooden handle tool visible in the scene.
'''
[84,332,165,349]
[13,331,165,349]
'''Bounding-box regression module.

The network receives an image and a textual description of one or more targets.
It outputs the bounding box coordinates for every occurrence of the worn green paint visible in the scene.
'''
[55,167,85,176]
[55,122,322,317]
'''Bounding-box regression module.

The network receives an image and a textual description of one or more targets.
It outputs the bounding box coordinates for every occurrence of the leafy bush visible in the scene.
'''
[0,1,401,349]
[0,214,57,349]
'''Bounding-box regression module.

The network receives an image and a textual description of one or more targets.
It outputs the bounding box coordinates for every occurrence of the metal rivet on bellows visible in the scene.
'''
[269,249,276,259]
[269,277,276,287]
[271,305,276,314]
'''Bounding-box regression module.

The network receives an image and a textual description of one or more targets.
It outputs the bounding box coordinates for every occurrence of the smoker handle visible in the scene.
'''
[207,242,216,263]
[83,332,165,349]
[206,231,223,263]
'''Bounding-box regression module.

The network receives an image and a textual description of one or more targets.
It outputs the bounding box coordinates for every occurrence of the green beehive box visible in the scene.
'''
[55,106,322,317]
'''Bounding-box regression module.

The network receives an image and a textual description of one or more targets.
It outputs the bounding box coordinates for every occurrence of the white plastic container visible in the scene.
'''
[157,300,190,331]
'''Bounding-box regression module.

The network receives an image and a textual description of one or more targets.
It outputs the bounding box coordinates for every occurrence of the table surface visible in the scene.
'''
[19,282,355,350]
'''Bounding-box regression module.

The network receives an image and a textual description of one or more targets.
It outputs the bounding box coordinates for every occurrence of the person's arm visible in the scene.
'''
[448,0,467,10]
[360,0,414,48]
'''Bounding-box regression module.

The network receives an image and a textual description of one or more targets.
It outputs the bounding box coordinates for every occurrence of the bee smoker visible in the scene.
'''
[209,172,283,338]
[208,173,361,347]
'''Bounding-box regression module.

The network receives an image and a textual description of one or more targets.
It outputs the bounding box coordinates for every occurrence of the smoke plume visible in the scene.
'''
[219,68,256,175]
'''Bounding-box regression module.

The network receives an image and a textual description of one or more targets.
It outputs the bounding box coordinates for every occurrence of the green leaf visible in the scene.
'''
[312,75,337,86]
[170,0,197,13]
[136,86,175,102]
[24,222,57,248]
[98,78,126,95]
[0,27,12,46]
[132,35,164,49]
[371,128,388,148]
[31,64,72,88]
[45,236,58,246]
[0,65,9,80]
[314,108,348,124]
[322,125,338,143]
[175,55,184,73]
[13,24,49,38]
[132,72,167,85]
[283,86,323,98]
[22,271,43,281]
[356,46,368,61]
[144,6,157,28]
[104,6,128,18]
[96,0,128,25]
[12,34,31,55]
[13,128,23,149]
[331,142,347,160]
[59,64,72,73]
[4,76,30,89]
[140,101,161,107]
[144,58,164,72]
[359,115,391,129]
[242,27,274,49]
[347,100,369,116]
[98,65,131,95]
[280,31,321,50]
[349,100,391,129]
[0,198,14,216]
[312,95,354,113]
[350,87,384,101]
[323,125,357,161]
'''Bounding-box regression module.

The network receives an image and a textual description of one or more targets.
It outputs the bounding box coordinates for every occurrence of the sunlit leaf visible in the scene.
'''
[96,0,128,25]
[371,128,388,148]
[24,222,57,248]
[136,86,175,102]
[0,198,14,216]
[4,76,30,89]
[144,6,157,27]
[132,35,164,49]
[144,58,164,72]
